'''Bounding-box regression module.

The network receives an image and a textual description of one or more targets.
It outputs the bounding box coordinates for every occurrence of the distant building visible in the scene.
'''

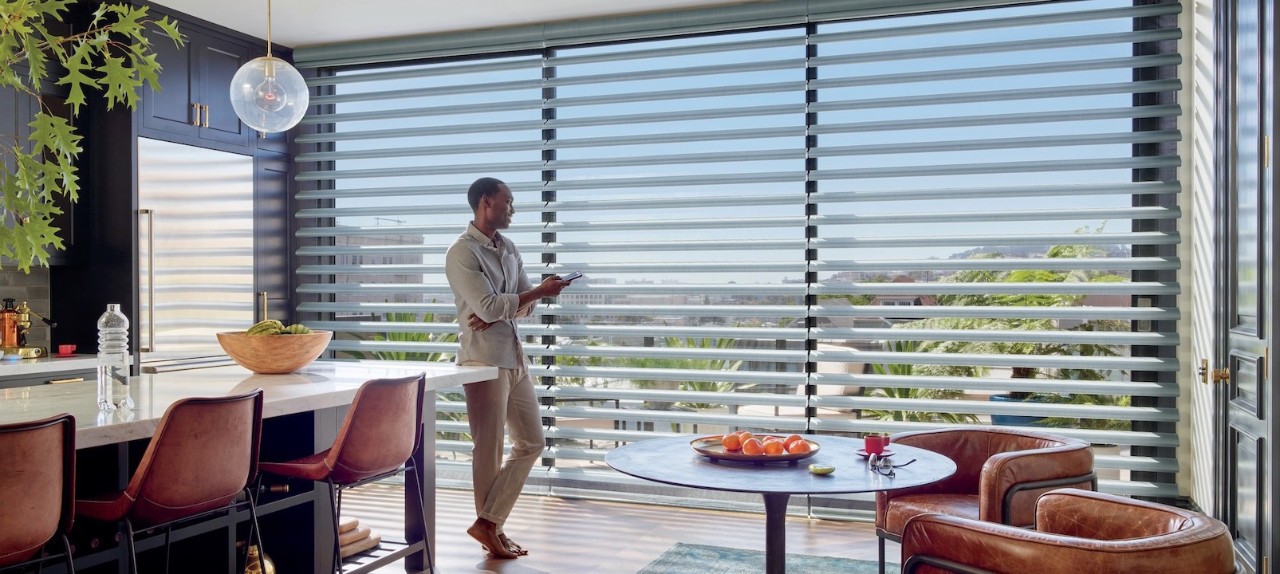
[333,226,425,312]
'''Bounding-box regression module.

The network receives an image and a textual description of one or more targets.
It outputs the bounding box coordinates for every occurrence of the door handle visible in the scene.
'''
[1198,359,1230,384]
[191,102,200,126]
[201,104,210,128]
[139,209,155,352]
[48,377,84,385]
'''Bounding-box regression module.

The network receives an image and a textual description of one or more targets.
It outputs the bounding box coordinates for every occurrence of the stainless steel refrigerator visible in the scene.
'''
[136,137,254,372]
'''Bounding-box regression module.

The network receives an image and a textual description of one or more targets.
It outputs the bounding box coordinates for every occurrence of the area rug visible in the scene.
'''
[637,542,900,574]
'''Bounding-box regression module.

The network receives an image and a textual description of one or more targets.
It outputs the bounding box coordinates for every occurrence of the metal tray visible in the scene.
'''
[689,435,820,463]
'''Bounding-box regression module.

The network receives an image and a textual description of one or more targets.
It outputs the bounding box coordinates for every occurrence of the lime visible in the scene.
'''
[808,463,835,475]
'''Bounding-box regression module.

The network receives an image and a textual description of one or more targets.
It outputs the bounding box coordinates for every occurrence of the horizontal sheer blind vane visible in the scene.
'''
[826,373,1178,397]
[811,29,1181,66]
[814,257,1180,272]
[815,305,1178,321]
[822,206,1180,224]
[813,182,1180,201]
[812,87,1182,116]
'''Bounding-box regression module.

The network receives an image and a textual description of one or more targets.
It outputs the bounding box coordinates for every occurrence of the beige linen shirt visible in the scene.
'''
[445,223,534,369]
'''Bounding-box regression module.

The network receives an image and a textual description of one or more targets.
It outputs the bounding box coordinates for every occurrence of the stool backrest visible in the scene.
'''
[0,413,75,567]
[125,389,263,527]
[326,374,425,485]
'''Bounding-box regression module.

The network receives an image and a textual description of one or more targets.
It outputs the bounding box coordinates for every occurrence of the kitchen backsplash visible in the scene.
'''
[0,267,52,351]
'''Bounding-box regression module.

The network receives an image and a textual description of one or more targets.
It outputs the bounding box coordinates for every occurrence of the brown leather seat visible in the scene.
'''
[75,390,265,574]
[0,413,75,573]
[876,427,1096,574]
[900,488,1236,574]
[259,374,426,573]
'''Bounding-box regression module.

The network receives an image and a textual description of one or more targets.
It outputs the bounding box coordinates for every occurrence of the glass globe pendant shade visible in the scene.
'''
[230,56,309,133]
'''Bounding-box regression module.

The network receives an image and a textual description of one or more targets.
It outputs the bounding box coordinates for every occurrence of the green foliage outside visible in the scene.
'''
[611,336,742,411]
[870,236,1132,431]
[0,1,181,270]
[863,339,979,424]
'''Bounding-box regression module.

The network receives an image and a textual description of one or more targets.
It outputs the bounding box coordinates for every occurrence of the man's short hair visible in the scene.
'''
[468,177,506,210]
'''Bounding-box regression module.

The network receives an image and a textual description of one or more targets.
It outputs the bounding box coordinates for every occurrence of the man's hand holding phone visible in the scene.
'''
[561,271,583,282]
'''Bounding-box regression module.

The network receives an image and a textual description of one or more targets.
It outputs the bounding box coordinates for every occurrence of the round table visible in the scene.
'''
[606,434,956,574]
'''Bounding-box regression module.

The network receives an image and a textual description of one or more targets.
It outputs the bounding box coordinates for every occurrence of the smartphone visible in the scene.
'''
[562,271,583,282]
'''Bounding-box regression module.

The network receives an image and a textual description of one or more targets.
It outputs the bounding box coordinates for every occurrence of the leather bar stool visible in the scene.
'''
[75,390,265,574]
[0,413,75,573]
[259,374,427,574]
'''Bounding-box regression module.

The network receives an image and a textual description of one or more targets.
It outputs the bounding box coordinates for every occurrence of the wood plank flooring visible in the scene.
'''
[339,483,891,574]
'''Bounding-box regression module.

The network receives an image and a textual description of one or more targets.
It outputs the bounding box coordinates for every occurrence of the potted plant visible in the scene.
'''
[1,2,181,271]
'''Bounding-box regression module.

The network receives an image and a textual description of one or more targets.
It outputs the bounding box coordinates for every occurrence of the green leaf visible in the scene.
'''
[0,2,180,271]
[99,54,143,110]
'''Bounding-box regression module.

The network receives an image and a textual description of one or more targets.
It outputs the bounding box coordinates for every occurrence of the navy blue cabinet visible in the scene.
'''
[141,21,253,150]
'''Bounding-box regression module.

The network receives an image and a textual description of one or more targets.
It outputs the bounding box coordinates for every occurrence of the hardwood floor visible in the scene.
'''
[340,483,891,574]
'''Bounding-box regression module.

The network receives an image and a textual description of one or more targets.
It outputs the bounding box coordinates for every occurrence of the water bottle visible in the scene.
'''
[97,303,131,411]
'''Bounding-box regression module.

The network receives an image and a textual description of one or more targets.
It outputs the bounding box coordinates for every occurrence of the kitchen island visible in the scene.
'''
[0,359,495,574]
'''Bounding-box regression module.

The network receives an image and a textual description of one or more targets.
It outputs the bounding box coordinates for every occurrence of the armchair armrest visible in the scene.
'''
[901,513,1154,574]
[978,441,1094,525]
[901,513,1092,574]
[1036,489,1192,539]
[902,492,1238,574]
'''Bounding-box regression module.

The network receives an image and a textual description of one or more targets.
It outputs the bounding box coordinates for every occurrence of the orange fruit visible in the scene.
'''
[737,430,754,442]
[783,434,805,449]
[721,433,742,451]
[741,437,764,456]
[786,439,812,454]
[763,441,785,456]
[762,435,782,444]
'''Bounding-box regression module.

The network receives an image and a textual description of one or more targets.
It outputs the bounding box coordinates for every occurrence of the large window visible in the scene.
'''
[294,0,1183,505]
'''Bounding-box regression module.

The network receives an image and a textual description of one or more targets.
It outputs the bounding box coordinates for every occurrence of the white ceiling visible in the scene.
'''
[147,0,754,50]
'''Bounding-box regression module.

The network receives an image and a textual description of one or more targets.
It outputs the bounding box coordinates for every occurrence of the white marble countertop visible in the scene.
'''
[0,353,99,376]
[0,359,496,449]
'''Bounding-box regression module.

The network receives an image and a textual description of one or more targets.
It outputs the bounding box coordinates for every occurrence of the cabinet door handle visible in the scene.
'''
[191,102,201,126]
[48,377,84,385]
[201,104,210,128]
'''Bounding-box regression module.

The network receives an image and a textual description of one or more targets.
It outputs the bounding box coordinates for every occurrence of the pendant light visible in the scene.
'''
[229,0,308,133]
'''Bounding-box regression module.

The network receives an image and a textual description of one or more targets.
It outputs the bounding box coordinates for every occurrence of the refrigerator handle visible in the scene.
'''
[139,208,155,352]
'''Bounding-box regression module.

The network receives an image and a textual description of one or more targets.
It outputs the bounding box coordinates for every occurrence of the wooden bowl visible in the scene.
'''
[216,330,332,374]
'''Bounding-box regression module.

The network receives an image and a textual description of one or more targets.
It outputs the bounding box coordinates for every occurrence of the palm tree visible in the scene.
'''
[863,340,979,424]
[619,336,742,411]
[343,311,471,440]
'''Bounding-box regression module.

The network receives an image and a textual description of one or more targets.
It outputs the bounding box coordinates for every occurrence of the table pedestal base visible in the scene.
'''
[763,493,790,574]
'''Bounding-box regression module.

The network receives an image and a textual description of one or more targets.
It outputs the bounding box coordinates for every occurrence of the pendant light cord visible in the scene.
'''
[265,0,273,58]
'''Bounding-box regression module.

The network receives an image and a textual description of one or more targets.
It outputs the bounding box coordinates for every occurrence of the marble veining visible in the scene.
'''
[0,359,496,448]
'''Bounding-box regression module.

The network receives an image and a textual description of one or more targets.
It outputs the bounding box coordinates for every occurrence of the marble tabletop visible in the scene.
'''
[0,359,496,449]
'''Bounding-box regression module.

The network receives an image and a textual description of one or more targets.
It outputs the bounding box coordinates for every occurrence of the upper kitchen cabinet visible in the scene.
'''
[140,21,252,150]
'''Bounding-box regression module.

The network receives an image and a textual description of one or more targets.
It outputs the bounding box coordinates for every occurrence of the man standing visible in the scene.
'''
[444,177,571,559]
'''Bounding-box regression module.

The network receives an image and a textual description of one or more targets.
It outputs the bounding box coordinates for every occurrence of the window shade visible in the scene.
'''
[295,0,1184,505]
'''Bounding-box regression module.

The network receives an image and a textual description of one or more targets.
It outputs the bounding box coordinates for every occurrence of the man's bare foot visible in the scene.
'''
[468,519,518,559]
[498,533,528,556]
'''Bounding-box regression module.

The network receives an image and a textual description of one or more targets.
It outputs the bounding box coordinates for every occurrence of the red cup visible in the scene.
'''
[864,434,890,455]
[57,344,76,355]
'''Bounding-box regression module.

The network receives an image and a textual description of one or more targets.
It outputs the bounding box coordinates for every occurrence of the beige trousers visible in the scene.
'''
[463,360,545,527]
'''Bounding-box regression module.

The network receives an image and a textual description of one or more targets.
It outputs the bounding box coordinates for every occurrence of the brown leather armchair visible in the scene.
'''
[900,488,1236,574]
[876,427,1096,574]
